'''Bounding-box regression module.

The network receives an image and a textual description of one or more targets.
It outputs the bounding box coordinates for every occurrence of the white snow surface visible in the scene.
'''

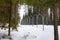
[0,25,60,40]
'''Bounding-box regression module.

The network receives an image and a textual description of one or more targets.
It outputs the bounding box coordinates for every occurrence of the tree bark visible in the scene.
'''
[8,0,12,36]
[53,4,59,40]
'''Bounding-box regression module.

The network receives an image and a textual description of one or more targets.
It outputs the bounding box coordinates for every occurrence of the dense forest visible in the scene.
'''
[0,0,60,40]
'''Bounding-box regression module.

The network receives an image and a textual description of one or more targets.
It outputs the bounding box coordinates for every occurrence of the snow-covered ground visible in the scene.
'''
[0,25,60,40]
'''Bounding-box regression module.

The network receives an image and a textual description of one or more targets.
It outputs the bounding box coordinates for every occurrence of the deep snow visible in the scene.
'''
[0,25,60,40]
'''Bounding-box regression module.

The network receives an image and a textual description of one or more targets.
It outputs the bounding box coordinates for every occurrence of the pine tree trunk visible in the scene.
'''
[59,4,60,25]
[8,0,12,36]
[53,4,59,40]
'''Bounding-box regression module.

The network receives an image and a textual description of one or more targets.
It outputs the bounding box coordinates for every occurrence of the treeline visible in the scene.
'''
[21,4,60,25]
